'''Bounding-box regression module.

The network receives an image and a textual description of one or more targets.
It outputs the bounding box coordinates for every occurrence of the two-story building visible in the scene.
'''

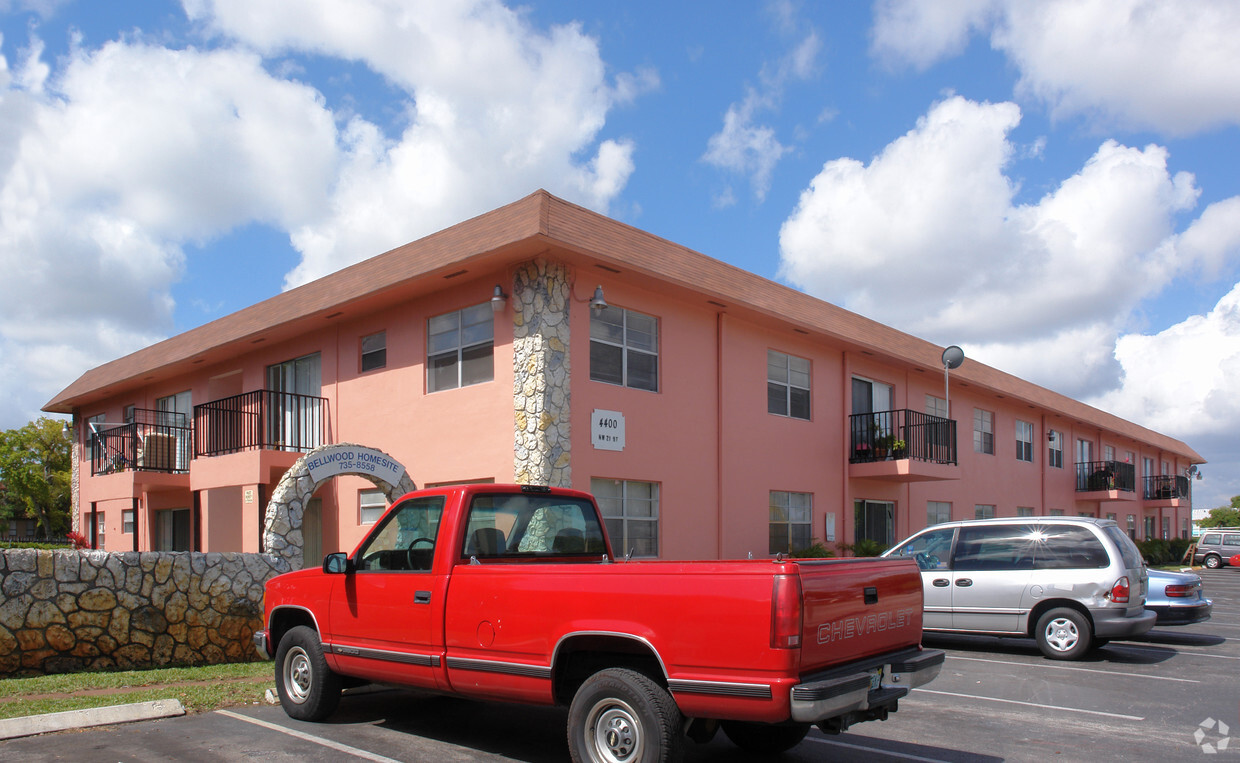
[44,190,1203,566]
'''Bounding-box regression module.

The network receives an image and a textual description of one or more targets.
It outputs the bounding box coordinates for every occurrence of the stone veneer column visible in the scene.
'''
[512,260,572,487]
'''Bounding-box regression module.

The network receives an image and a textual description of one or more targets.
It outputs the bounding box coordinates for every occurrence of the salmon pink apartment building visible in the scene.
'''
[44,191,1203,566]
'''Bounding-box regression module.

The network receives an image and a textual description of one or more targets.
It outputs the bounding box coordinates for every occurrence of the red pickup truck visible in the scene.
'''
[255,484,942,761]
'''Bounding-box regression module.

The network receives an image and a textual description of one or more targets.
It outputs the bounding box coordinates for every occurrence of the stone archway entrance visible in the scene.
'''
[262,443,417,570]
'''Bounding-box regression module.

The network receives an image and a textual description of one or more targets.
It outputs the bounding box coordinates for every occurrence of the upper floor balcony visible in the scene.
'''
[193,389,329,458]
[90,408,191,477]
[1144,474,1190,503]
[848,409,959,482]
[1075,460,1137,500]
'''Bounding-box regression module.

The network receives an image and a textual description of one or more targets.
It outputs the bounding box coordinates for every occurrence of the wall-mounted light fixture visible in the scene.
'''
[490,284,508,312]
[1047,429,1056,443]
[589,285,607,311]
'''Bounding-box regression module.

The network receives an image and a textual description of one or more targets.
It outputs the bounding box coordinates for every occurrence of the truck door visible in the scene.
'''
[327,495,448,689]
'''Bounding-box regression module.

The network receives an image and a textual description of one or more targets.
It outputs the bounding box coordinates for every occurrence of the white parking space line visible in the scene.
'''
[808,734,954,762]
[216,710,402,763]
[912,689,1143,721]
[946,655,1199,682]
[1116,644,1240,660]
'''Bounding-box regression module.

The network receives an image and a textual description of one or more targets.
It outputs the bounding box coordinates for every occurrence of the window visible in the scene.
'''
[154,509,190,551]
[973,409,994,454]
[96,512,105,546]
[361,331,386,372]
[1106,512,1117,521]
[1127,515,1136,540]
[1015,420,1033,462]
[590,305,658,391]
[767,350,810,419]
[854,500,894,547]
[359,490,387,525]
[429,304,494,392]
[1049,508,1064,516]
[123,510,134,535]
[1144,516,1156,540]
[592,479,659,557]
[927,501,952,525]
[1048,430,1063,468]
[1078,511,1094,518]
[974,504,995,519]
[1162,516,1170,540]
[356,496,446,571]
[769,491,812,554]
[888,526,954,570]
[1143,457,1154,480]
[1030,526,1109,570]
[1077,439,1093,464]
[1016,507,1034,517]
[87,413,106,462]
[1182,518,1189,540]
[1104,445,1115,462]
[925,394,947,419]
[953,526,1034,572]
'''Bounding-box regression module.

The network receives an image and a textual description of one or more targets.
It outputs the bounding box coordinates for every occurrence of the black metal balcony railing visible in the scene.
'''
[194,390,327,458]
[849,409,957,465]
[90,408,192,476]
[1144,474,1189,501]
[1075,460,1136,493]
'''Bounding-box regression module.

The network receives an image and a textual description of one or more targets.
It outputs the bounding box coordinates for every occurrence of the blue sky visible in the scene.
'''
[1,1,1238,508]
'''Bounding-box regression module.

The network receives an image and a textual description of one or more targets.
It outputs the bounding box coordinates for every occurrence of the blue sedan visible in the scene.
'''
[1145,568,1212,625]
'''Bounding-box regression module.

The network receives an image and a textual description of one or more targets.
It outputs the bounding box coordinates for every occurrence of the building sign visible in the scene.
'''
[592,409,625,451]
[305,445,406,488]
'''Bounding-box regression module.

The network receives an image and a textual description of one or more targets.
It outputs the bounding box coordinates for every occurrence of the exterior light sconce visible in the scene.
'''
[1047,429,1055,443]
[589,285,608,311]
[490,284,508,312]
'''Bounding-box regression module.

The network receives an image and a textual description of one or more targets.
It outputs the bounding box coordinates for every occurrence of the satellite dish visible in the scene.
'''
[942,345,965,369]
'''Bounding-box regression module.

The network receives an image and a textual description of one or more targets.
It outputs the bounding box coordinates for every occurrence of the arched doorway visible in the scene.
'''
[262,443,416,570]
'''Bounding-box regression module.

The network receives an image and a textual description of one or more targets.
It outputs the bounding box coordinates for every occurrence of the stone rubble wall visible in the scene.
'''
[0,548,289,676]
[512,259,572,487]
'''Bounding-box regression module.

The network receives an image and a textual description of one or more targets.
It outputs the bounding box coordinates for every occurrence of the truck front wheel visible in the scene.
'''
[721,720,810,753]
[567,668,684,763]
[274,625,342,721]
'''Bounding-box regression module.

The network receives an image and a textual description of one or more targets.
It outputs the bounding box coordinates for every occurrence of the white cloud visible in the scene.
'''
[185,0,647,288]
[779,95,1216,399]
[702,10,820,204]
[871,0,1240,135]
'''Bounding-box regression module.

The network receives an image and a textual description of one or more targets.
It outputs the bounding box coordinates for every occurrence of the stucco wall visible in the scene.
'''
[0,548,289,675]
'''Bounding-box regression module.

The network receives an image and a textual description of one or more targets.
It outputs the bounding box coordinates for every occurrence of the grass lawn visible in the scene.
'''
[0,661,275,719]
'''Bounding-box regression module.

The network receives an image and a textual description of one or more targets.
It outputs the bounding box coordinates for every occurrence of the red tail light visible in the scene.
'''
[771,574,803,649]
[1164,584,1194,598]
[1110,576,1130,604]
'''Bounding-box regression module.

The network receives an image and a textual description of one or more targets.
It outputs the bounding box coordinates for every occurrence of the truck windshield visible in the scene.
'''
[463,494,607,558]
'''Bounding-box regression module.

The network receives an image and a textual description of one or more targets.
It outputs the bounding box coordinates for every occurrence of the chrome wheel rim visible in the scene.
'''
[283,646,312,704]
[586,698,644,763]
[1044,617,1079,652]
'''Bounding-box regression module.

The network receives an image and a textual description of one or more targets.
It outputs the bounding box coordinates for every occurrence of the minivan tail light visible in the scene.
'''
[1110,576,1130,604]
[771,574,803,649]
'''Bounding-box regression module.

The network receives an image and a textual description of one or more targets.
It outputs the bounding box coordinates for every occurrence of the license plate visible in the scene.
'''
[869,668,884,691]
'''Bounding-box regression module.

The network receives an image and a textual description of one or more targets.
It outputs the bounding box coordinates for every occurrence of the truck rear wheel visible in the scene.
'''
[721,720,810,753]
[567,668,684,763]
[274,625,342,721]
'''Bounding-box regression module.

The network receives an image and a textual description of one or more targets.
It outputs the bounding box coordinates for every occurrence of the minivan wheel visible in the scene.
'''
[1204,554,1222,569]
[1035,607,1092,660]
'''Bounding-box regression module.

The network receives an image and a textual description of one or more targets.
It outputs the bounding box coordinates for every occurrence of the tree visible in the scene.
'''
[1199,497,1240,529]
[0,417,72,538]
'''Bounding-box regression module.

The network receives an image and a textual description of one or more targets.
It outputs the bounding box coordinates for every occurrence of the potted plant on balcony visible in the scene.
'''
[874,434,893,459]
[891,439,907,459]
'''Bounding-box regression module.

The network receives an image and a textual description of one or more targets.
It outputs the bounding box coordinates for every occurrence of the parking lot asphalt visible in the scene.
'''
[2,568,1238,762]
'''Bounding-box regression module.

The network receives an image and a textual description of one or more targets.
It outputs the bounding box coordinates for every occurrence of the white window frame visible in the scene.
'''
[974,504,995,519]
[1015,420,1033,463]
[361,331,387,373]
[927,501,951,525]
[428,303,494,392]
[769,491,812,554]
[1048,430,1063,468]
[590,305,659,391]
[767,350,811,420]
[592,478,660,558]
[973,409,994,455]
[359,489,387,525]
[123,510,134,535]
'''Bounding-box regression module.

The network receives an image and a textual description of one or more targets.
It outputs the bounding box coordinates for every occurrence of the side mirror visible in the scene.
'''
[323,552,353,575]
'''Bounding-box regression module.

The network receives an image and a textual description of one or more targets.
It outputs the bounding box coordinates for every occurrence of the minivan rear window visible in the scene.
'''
[1032,526,1109,569]
[1224,535,1240,547]
[1102,525,1143,569]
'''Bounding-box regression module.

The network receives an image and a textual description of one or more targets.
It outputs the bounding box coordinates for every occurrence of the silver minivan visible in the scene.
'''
[882,517,1155,660]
